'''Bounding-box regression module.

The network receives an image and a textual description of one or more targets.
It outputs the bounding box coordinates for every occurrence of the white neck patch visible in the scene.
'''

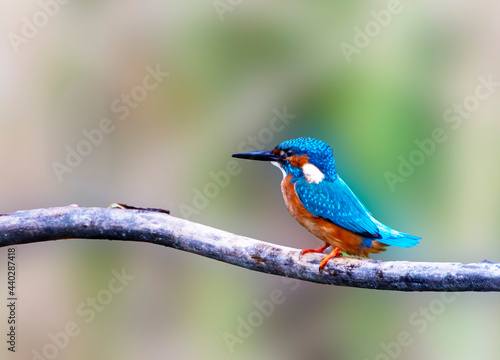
[303,163,325,184]
[271,161,286,179]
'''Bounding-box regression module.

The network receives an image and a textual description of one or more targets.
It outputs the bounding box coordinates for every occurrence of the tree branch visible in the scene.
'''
[0,205,499,292]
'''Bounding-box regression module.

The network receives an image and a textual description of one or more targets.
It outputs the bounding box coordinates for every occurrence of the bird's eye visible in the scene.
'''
[286,149,294,157]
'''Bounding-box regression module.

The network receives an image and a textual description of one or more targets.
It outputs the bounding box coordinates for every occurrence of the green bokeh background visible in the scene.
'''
[1,1,500,359]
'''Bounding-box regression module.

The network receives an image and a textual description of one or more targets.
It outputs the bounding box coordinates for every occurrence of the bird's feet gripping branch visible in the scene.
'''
[232,137,420,270]
[300,243,342,269]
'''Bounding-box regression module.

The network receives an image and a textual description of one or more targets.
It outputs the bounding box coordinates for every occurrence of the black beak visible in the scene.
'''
[232,150,280,161]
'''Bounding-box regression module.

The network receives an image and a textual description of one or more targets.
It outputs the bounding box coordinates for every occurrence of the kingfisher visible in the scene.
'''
[232,137,420,269]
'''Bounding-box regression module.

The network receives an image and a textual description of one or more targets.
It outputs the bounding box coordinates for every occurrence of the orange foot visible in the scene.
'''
[319,247,341,269]
[301,242,329,255]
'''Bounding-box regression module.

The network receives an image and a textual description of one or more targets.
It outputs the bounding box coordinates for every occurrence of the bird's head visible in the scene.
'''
[232,137,337,183]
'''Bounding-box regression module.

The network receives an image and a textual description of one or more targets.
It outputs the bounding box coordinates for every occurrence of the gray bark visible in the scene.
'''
[0,205,499,292]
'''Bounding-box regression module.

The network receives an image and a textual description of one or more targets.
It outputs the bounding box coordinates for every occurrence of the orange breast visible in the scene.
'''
[281,175,386,257]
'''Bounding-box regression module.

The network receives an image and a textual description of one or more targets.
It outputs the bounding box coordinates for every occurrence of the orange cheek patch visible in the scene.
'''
[288,155,309,167]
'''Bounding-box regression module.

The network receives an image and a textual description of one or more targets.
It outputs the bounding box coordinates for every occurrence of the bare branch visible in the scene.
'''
[0,205,499,292]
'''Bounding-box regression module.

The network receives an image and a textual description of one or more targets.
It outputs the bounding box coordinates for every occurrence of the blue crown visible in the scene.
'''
[275,137,337,180]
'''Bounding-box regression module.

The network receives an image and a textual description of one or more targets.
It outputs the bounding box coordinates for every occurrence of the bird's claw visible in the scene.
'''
[319,247,341,269]
[300,243,329,255]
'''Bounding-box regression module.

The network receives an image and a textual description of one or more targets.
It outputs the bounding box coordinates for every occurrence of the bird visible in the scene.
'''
[232,137,420,269]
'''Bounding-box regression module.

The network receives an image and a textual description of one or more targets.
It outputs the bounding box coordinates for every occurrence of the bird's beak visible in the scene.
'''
[232,150,280,162]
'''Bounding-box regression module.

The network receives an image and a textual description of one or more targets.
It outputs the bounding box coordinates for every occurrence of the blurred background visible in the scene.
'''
[1,0,500,359]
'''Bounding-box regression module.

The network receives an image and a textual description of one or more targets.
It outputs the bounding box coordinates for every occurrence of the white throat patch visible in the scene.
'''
[302,163,325,184]
[271,161,286,179]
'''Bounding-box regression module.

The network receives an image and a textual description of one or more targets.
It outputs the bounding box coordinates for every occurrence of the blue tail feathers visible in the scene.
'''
[377,233,421,248]
[372,220,421,248]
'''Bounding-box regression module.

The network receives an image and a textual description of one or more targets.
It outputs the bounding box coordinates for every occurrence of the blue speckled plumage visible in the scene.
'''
[232,137,420,266]
[276,137,337,181]
[294,177,380,238]
[294,175,420,247]
[282,138,420,248]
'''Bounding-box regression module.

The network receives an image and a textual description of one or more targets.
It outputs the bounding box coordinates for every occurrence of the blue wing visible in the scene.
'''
[294,177,420,247]
[294,177,380,237]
